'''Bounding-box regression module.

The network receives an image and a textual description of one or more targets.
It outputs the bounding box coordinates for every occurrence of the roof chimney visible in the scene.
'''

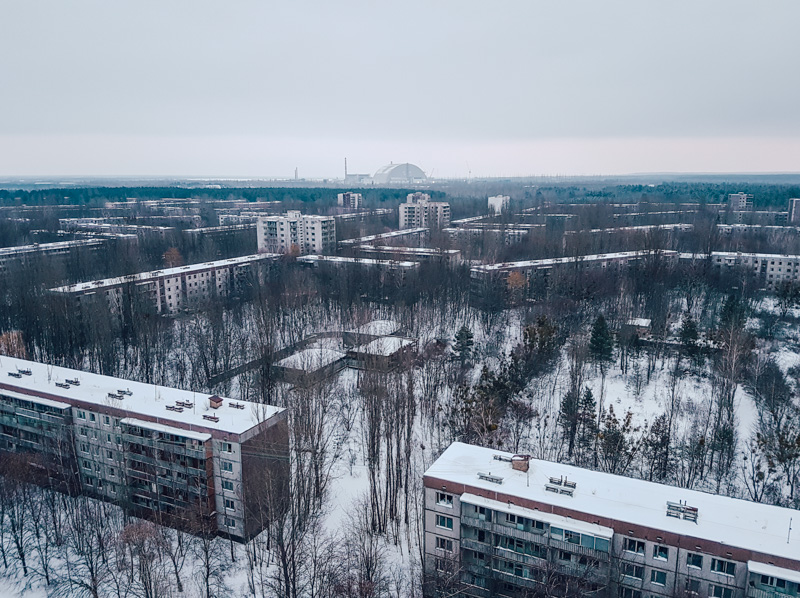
[512,454,531,472]
[209,396,223,409]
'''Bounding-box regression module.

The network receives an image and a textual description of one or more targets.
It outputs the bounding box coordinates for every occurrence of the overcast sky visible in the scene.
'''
[2,1,799,178]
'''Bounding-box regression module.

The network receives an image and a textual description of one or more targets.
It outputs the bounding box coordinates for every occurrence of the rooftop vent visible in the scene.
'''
[477,472,503,484]
[229,402,245,410]
[176,400,194,409]
[209,396,223,409]
[493,454,512,462]
[55,382,70,389]
[107,392,123,400]
[117,388,132,396]
[8,372,22,379]
[18,368,31,376]
[203,414,219,423]
[546,475,576,496]
[65,378,80,386]
[666,501,698,523]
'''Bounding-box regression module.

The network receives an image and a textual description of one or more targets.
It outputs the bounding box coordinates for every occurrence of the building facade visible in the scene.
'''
[337,192,363,209]
[707,252,800,290]
[49,253,279,316]
[488,195,510,215]
[400,193,451,230]
[424,442,800,598]
[729,192,754,211]
[257,211,336,254]
[0,357,287,541]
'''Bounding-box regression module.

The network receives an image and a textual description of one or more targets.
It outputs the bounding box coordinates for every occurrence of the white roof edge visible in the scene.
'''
[460,493,614,539]
[747,561,800,584]
[0,388,71,410]
[120,417,212,442]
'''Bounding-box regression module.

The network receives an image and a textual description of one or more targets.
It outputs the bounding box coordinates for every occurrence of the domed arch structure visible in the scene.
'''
[372,163,427,185]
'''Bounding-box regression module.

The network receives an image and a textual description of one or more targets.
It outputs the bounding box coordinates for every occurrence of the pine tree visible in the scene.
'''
[453,325,474,367]
[679,311,700,363]
[589,315,614,368]
[589,315,614,432]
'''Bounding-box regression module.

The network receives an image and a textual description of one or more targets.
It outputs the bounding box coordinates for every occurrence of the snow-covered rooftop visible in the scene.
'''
[339,228,428,246]
[357,245,460,256]
[297,255,419,268]
[354,336,414,356]
[50,253,280,293]
[275,347,345,371]
[0,239,104,258]
[0,356,282,436]
[424,442,800,564]
[473,250,678,273]
[346,319,400,337]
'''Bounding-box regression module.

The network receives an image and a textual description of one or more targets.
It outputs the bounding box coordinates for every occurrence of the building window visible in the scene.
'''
[558,550,572,562]
[222,480,234,491]
[709,585,733,598]
[221,460,233,472]
[653,545,669,560]
[622,563,644,580]
[224,498,235,511]
[435,537,453,552]
[436,515,453,530]
[104,415,110,425]
[710,558,735,576]
[687,553,703,569]
[77,411,86,420]
[761,576,787,590]
[224,517,236,528]
[436,492,453,507]
[623,538,645,554]
[106,450,113,459]
[686,579,701,595]
[619,589,642,598]
[221,442,233,453]
[89,414,96,422]
[651,570,667,586]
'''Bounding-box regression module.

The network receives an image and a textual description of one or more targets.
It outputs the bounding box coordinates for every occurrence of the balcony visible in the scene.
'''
[747,588,795,598]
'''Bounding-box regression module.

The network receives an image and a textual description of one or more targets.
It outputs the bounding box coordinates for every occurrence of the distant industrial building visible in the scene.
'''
[257,211,336,255]
[399,193,451,230]
[488,195,510,215]
[0,356,287,542]
[337,192,363,209]
[372,162,427,185]
[49,253,280,315]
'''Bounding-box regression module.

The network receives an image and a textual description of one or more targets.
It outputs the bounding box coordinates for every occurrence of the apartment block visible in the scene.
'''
[488,195,510,215]
[353,245,462,266]
[257,211,336,254]
[729,193,754,211]
[0,239,105,279]
[337,192,363,209]
[399,193,451,230]
[0,357,287,541]
[470,251,678,299]
[49,253,280,316]
[788,199,800,224]
[424,442,800,598]
[339,228,430,249]
[708,252,800,290]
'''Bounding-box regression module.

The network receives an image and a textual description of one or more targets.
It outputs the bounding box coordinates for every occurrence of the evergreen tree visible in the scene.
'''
[559,389,580,457]
[679,312,700,363]
[575,388,598,465]
[453,325,474,367]
[589,315,614,369]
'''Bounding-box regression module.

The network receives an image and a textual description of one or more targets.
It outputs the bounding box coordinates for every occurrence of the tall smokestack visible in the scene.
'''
[344,157,348,178]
